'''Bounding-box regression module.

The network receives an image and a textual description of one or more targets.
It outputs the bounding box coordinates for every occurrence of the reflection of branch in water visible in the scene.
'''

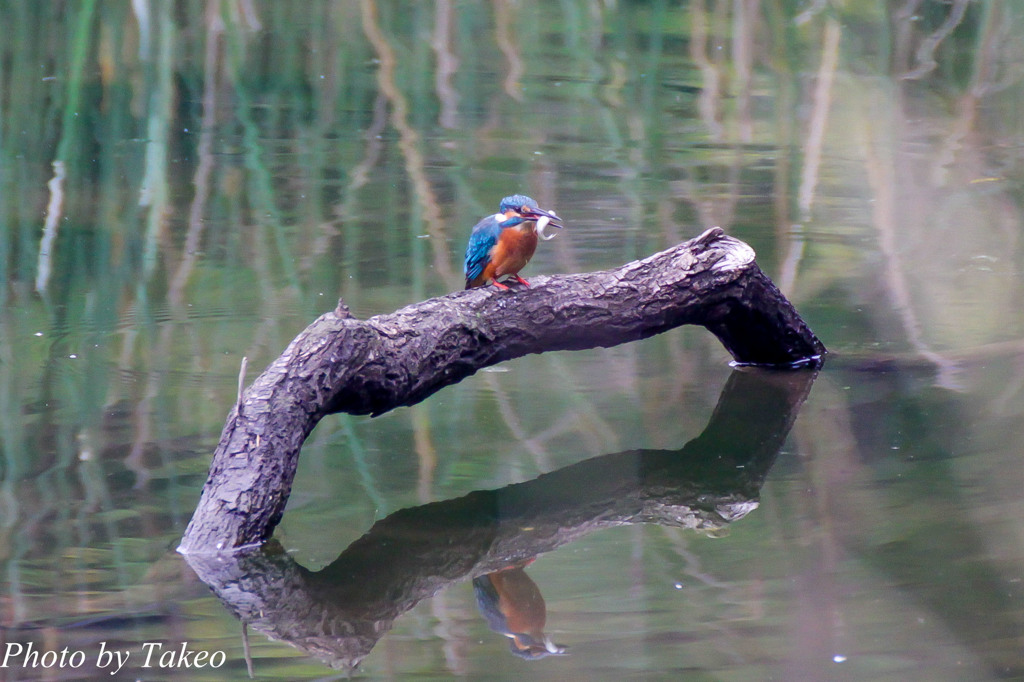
[731,0,756,143]
[483,354,646,481]
[183,368,817,672]
[859,97,961,390]
[932,3,1014,186]
[230,0,262,31]
[221,19,300,291]
[483,371,555,471]
[493,0,525,102]
[901,0,971,81]
[36,0,97,294]
[781,16,840,294]
[432,0,460,129]
[689,0,723,141]
[307,92,389,306]
[797,18,840,222]
[481,352,622,475]
[139,1,175,281]
[660,527,753,665]
[360,0,456,289]
[411,404,437,503]
[35,161,66,295]
[168,4,223,310]
[794,0,829,26]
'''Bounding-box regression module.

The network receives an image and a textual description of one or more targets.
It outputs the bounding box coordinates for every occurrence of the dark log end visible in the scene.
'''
[701,266,826,367]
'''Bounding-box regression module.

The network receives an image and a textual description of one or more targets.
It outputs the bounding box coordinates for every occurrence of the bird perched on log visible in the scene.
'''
[464,194,563,289]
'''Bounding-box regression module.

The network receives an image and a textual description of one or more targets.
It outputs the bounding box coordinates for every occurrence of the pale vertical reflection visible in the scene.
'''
[859,91,961,390]
[233,0,263,31]
[797,18,841,221]
[130,1,214,487]
[689,0,724,140]
[36,0,97,294]
[432,591,468,676]
[784,380,904,679]
[34,160,66,294]
[432,0,460,129]
[776,222,805,298]
[130,0,151,59]
[779,18,841,296]
[794,0,828,25]
[332,93,387,307]
[138,1,175,279]
[412,405,437,504]
[493,0,524,101]
[168,1,224,310]
[360,0,456,289]
[731,0,756,143]
[298,89,388,279]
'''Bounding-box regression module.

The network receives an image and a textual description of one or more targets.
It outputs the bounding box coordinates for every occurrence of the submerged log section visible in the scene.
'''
[178,228,825,554]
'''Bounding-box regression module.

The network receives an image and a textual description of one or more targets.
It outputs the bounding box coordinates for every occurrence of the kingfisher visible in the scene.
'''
[473,564,567,659]
[464,194,563,290]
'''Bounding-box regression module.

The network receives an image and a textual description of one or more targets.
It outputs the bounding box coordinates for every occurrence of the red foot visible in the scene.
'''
[511,275,530,287]
[491,281,510,290]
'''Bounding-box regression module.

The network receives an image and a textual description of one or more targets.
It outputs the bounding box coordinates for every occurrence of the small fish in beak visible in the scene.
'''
[522,205,563,240]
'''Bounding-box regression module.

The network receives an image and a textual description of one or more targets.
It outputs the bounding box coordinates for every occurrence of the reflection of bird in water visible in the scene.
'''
[464,195,563,289]
[473,563,567,659]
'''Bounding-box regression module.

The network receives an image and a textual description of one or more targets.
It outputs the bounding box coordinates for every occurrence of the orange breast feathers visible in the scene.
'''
[490,225,539,279]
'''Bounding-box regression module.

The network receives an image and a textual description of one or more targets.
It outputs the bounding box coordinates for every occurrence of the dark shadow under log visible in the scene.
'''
[182,368,817,671]
[178,228,825,554]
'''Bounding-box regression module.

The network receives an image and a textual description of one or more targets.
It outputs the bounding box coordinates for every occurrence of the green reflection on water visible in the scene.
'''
[2,0,1024,679]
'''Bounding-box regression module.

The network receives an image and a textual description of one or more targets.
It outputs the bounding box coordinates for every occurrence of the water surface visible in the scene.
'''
[3,2,1024,679]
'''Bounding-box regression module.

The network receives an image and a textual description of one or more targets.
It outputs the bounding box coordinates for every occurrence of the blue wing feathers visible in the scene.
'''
[464,217,500,282]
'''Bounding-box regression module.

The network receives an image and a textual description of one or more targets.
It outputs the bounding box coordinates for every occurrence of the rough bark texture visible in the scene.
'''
[182,368,817,671]
[178,228,825,554]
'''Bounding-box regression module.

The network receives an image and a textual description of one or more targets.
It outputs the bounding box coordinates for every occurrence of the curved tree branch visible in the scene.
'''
[178,228,825,554]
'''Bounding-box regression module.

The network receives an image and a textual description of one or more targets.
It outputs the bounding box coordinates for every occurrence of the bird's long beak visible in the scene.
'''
[522,206,563,228]
[523,206,563,240]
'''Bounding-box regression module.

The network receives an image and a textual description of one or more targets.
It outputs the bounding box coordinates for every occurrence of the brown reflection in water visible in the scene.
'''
[473,562,567,659]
